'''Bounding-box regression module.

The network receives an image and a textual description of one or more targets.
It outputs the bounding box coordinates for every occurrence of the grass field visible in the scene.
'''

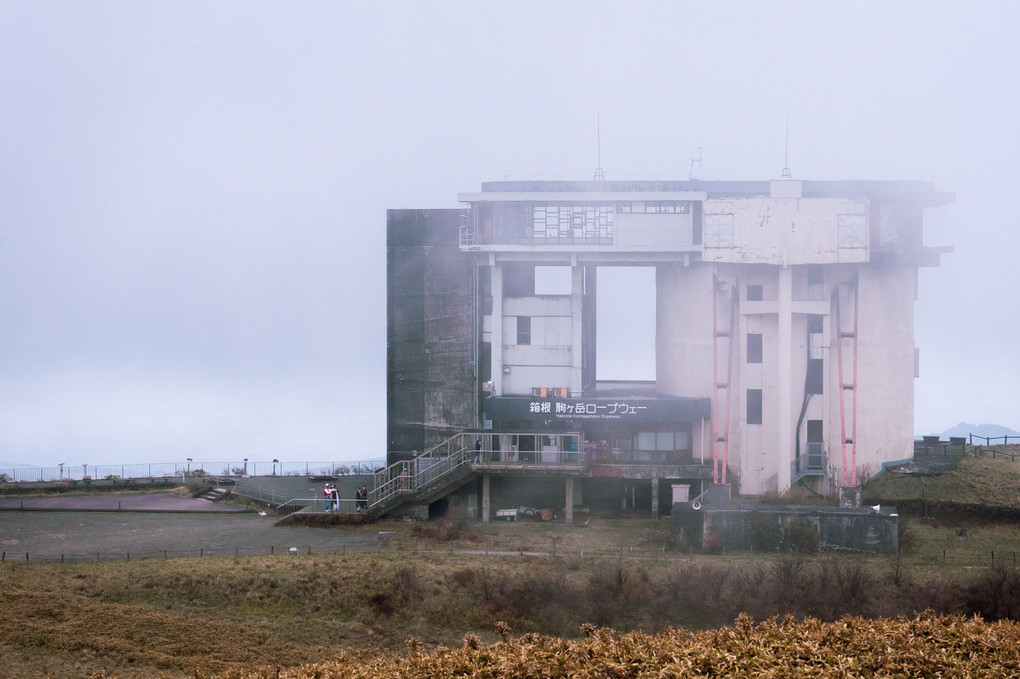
[4,446,1020,677]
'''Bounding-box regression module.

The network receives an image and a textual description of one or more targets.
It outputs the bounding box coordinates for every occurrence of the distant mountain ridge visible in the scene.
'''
[939,423,1020,439]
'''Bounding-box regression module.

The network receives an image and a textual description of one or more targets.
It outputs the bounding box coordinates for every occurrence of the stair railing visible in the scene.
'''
[369,433,475,512]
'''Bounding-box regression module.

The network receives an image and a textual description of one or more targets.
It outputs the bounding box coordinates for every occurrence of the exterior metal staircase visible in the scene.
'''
[790,442,827,485]
[368,433,477,517]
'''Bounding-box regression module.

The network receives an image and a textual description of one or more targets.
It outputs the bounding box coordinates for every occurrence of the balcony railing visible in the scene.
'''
[791,442,826,480]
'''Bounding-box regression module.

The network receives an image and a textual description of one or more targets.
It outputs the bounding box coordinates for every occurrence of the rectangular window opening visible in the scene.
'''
[517,316,531,345]
[534,266,572,295]
[747,333,763,364]
[747,284,764,302]
[806,358,823,395]
[596,266,655,380]
[747,389,763,425]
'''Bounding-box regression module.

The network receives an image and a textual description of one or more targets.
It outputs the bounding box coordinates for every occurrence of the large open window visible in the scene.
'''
[534,266,572,295]
[596,266,656,380]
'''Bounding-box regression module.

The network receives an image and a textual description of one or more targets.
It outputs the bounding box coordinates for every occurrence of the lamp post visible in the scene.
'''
[272,458,279,476]
[186,458,192,474]
[243,458,248,475]
[58,462,65,480]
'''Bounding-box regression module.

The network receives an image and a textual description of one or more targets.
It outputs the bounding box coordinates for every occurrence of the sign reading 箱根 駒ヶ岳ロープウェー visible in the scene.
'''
[485,397,710,423]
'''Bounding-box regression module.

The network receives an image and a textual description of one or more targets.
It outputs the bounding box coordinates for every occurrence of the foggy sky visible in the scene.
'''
[1,2,1017,467]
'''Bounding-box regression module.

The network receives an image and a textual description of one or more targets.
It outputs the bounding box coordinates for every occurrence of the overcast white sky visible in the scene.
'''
[1,2,1017,468]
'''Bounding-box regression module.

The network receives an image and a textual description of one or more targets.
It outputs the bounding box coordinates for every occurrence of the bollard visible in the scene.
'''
[307,545,311,555]
[270,545,274,555]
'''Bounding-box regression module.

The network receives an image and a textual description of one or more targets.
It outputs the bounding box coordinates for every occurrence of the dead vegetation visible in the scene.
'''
[5,543,1020,677]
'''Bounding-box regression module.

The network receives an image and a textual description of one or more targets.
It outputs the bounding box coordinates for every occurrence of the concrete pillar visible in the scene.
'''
[671,484,690,503]
[565,478,574,524]
[468,481,479,519]
[777,266,793,491]
[481,473,491,523]
[571,261,584,395]
[491,259,503,396]
[651,475,659,516]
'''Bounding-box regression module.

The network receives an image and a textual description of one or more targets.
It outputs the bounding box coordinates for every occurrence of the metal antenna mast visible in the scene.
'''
[781,113,792,178]
[593,114,605,181]
[689,147,703,181]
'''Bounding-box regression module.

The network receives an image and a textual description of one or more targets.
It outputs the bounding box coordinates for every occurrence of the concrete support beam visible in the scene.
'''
[777,266,793,492]
[481,473,491,523]
[491,260,503,396]
[571,263,584,395]
[565,477,574,525]
[651,475,659,516]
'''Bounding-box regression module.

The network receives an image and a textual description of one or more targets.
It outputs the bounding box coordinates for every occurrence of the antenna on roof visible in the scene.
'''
[689,147,703,181]
[781,113,793,178]
[593,114,605,181]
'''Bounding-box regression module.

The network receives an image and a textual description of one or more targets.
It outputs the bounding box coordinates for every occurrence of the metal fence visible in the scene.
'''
[0,459,385,483]
[0,542,391,564]
[969,434,1020,446]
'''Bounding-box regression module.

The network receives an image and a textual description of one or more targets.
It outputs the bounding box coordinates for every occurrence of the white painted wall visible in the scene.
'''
[703,197,869,265]
[616,213,693,249]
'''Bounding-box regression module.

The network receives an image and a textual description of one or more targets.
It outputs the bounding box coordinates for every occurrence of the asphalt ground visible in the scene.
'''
[0,505,392,563]
[232,474,373,505]
[0,493,242,512]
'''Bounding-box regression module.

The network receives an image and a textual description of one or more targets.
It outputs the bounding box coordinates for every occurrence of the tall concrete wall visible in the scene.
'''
[387,209,476,462]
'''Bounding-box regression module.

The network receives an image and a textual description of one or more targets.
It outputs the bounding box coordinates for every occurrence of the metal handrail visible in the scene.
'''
[276,497,367,515]
[368,431,585,515]
[791,443,826,480]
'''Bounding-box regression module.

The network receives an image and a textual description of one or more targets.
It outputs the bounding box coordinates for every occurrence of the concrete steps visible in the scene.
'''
[199,487,229,502]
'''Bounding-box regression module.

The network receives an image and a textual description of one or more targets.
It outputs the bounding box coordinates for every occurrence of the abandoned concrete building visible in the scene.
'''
[381,178,952,522]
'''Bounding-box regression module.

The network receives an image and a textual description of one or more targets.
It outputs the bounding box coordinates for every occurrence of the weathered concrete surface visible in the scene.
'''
[0,493,242,512]
[0,511,390,561]
[673,503,899,553]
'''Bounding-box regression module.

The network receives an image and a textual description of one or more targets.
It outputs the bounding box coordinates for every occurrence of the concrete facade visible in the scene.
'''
[386,178,951,509]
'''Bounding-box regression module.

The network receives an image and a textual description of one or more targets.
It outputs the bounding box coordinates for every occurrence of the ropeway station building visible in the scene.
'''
[381,177,952,521]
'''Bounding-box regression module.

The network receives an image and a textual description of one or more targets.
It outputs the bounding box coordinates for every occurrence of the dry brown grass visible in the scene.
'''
[6,538,1020,678]
[221,613,1020,678]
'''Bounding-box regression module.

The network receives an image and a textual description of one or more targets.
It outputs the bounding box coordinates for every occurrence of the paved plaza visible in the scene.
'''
[0,507,392,562]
